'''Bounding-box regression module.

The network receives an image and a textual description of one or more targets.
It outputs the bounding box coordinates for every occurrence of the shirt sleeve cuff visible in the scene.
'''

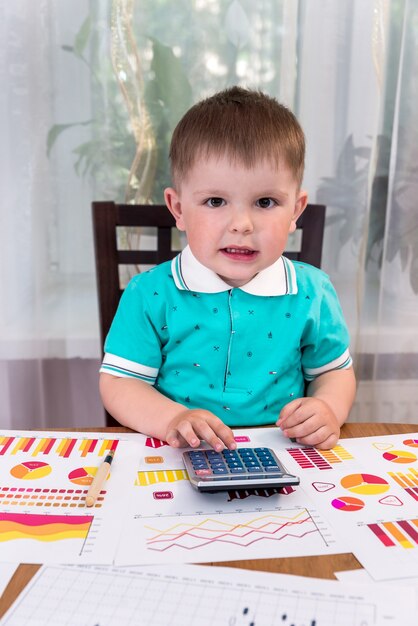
[100,353,158,384]
[303,348,353,381]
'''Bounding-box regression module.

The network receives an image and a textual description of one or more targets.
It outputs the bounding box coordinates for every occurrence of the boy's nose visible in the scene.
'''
[229,207,254,234]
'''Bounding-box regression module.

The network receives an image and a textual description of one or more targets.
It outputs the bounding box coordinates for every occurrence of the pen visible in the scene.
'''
[85,450,114,507]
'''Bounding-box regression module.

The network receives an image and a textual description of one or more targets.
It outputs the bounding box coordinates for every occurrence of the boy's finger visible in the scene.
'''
[194,422,226,451]
[212,423,237,450]
[278,399,303,423]
[169,422,201,448]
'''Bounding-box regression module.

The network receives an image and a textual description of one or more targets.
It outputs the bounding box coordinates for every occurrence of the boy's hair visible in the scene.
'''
[169,86,305,188]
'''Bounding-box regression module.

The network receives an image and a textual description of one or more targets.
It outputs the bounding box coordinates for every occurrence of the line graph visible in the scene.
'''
[144,508,329,552]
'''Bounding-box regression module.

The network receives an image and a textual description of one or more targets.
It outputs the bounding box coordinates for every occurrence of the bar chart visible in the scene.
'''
[0,435,119,459]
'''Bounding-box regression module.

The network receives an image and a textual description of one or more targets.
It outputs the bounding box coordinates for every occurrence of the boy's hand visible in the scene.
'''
[165,409,237,451]
[277,397,340,450]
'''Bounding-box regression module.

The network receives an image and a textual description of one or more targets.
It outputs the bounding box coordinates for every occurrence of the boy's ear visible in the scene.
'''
[164,187,186,231]
[289,190,308,233]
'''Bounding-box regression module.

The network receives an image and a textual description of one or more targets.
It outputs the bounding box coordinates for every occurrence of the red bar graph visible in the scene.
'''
[368,523,395,547]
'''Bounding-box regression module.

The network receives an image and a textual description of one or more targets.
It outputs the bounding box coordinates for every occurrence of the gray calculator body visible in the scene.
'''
[182,447,300,492]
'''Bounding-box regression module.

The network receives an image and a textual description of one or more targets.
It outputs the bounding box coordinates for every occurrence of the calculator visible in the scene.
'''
[182,447,300,492]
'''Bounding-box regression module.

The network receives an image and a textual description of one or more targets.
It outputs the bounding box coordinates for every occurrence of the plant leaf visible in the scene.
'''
[46,120,92,156]
[74,16,92,57]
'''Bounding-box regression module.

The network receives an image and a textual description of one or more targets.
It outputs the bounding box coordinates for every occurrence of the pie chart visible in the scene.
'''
[331,496,364,512]
[382,450,417,464]
[68,467,98,486]
[403,439,418,448]
[10,461,52,480]
[340,473,390,495]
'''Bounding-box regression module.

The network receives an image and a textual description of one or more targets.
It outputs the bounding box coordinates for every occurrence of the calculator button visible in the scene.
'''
[247,466,263,473]
[212,468,228,474]
[195,469,212,475]
[265,466,281,472]
[192,462,209,469]
[230,467,246,474]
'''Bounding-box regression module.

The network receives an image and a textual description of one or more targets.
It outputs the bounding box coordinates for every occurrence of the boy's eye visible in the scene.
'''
[256,197,276,209]
[206,197,225,208]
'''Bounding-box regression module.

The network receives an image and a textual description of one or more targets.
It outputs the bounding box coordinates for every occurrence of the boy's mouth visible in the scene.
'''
[220,247,258,260]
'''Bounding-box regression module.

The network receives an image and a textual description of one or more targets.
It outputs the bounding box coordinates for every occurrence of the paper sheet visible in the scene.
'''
[1,563,414,626]
[285,431,418,581]
[0,431,141,564]
[115,428,347,565]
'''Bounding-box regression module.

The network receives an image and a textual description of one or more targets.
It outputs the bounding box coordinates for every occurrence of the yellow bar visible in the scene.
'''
[98,440,111,456]
[409,468,418,486]
[79,439,90,457]
[399,472,415,487]
[383,522,414,548]
[55,439,71,456]
[11,438,27,454]
[389,472,409,488]
[32,439,47,456]
[333,445,354,460]
[135,469,188,486]
[55,438,68,455]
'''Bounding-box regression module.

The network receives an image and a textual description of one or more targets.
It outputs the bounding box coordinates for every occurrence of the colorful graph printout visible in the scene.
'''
[0,486,105,508]
[116,503,344,565]
[0,512,93,542]
[10,461,52,480]
[0,435,119,459]
[382,450,417,463]
[135,469,188,486]
[287,445,353,470]
[340,473,390,495]
[331,497,364,512]
[2,564,414,626]
[0,430,142,564]
[389,467,418,501]
[368,519,418,548]
[404,439,418,448]
[68,467,97,486]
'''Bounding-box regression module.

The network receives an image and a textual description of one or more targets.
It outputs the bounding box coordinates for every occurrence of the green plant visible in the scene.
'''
[47,16,192,203]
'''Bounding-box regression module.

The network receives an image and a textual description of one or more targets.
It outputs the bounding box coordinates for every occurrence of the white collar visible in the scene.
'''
[171,245,298,296]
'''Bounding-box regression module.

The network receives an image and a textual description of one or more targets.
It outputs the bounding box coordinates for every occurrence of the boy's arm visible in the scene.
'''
[99,373,236,451]
[277,367,356,449]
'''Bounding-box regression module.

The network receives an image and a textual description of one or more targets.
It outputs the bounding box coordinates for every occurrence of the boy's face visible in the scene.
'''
[165,155,308,288]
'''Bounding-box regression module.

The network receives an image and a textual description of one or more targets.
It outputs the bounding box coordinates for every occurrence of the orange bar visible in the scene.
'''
[98,440,110,456]
[57,439,71,456]
[79,439,90,457]
[389,472,411,488]
[383,521,414,548]
[11,438,27,455]
[32,439,46,456]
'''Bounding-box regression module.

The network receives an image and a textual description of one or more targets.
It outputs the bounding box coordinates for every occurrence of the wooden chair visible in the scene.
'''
[92,201,325,425]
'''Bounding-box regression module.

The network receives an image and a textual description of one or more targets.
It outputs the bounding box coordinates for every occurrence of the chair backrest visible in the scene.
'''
[92,201,325,425]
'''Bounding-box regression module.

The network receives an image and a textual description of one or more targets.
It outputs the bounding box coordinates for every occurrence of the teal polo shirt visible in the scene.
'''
[100,246,352,427]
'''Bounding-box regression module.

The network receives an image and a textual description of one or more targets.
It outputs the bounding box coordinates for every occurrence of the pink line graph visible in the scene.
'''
[146,510,323,551]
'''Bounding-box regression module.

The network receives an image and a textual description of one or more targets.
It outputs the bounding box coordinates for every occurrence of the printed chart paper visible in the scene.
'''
[115,428,346,565]
[0,431,140,564]
[1,563,414,626]
[281,431,418,581]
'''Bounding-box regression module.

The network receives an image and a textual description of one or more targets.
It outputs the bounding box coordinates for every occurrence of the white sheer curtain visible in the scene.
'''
[1,0,417,429]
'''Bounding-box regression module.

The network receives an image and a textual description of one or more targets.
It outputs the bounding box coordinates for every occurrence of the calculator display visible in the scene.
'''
[183,447,300,492]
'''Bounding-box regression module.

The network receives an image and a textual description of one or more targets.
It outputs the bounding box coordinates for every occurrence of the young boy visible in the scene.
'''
[99,86,356,451]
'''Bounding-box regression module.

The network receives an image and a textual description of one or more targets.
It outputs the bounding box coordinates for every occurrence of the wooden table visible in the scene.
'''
[1,422,417,616]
